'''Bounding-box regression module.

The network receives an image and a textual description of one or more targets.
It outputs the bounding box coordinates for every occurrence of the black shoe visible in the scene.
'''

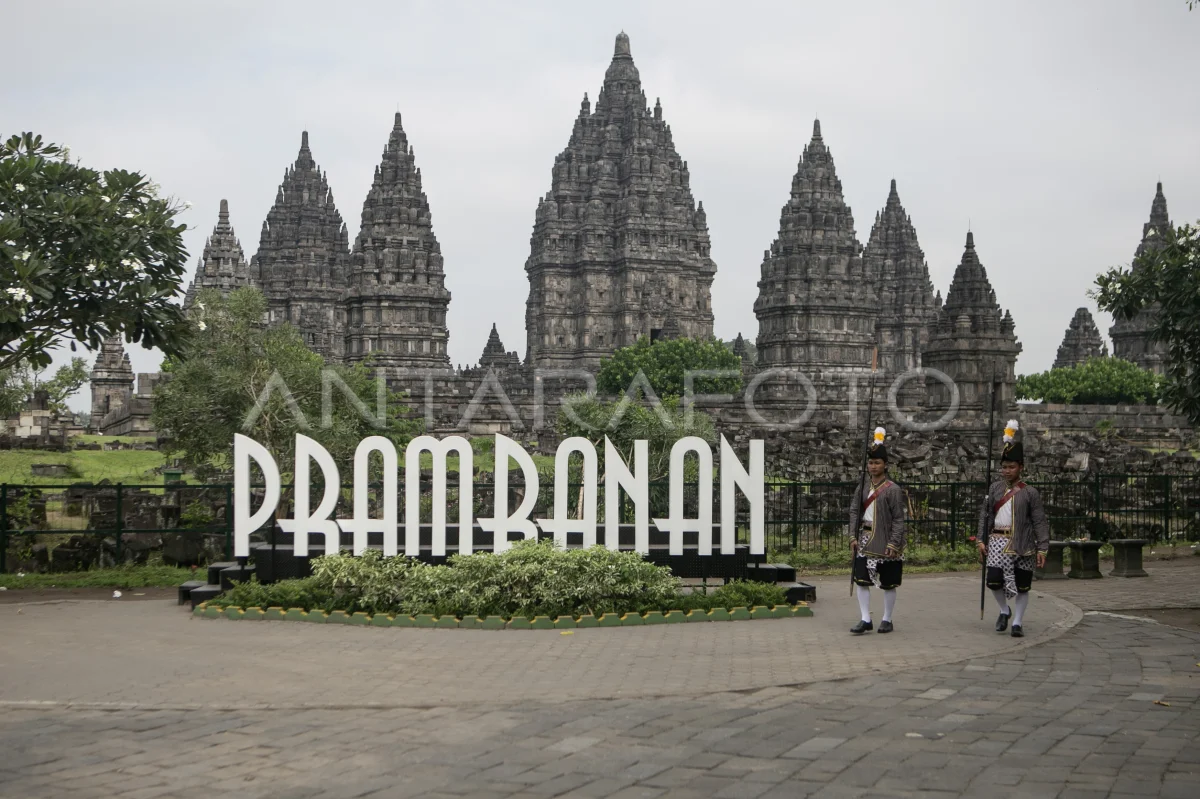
[995,612,1011,632]
[877,620,893,634]
[850,620,873,634]
[1011,625,1024,638]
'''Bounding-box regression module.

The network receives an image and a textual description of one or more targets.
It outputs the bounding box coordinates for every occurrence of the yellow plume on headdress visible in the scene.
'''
[873,426,886,444]
[1003,419,1019,443]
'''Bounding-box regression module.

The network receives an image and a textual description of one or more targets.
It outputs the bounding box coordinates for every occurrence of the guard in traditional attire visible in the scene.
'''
[977,420,1049,637]
[848,427,907,634]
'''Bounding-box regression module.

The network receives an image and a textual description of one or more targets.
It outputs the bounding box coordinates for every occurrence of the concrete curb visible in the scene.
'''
[190,602,815,629]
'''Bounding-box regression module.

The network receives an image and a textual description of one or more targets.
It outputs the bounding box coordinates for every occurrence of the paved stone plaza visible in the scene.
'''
[1,560,1198,798]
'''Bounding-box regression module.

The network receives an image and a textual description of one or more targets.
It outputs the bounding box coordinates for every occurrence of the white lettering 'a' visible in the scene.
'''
[478,433,541,553]
[652,437,714,556]
[339,436,399,556]
[405,435,473,557]
[605,437,649,554]
[535,437,599,548]
[233,434,281,559]
[720,436,764,556]
[278,434,342,557]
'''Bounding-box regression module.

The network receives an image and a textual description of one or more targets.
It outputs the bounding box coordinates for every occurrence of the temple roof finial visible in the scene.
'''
[812,118,822,140]
[614,31,631,57]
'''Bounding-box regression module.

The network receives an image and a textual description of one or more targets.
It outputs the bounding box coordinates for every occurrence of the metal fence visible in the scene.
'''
[762,474,1200,553]
[3,473,1199,571]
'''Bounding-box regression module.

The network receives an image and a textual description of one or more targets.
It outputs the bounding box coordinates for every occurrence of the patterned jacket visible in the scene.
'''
[847,478,907,557]
[977,481,1051,557]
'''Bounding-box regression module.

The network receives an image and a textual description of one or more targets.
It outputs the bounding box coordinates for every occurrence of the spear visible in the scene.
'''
[980,361,1000,620]
[853,347,880,597]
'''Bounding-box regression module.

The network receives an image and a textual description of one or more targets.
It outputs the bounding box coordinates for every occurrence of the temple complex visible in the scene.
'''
[1054,307,1108,369]
[522,32,716,370]
[1109,182,1172,375]
[87,33,1190,445]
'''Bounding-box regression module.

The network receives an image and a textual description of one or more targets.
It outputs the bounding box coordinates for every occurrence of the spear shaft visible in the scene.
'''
[980,362,1000,620]
[852,348,879,597]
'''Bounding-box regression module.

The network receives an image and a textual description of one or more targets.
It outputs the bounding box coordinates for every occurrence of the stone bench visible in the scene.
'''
[1035,541,1069,581]
[1067,540,1104,579]
[1109,539,1149,578]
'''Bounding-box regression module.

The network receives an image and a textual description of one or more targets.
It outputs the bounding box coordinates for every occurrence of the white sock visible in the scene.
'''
[1013,592,1029,627]
[992,589,1010,615]
[856,584,872,623]
[882,589,897,623]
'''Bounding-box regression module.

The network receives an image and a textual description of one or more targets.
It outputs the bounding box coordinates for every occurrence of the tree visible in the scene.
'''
[0,357,89,418]
[151,287,422,480]
[1093,221,1200,424]
[557,393,716,481]
[0,133,191,372]
[596,336,743,399]
[1016,357,1162,405]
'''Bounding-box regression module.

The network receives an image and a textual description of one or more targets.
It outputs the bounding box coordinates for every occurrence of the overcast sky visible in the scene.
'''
[5,0,1198,412]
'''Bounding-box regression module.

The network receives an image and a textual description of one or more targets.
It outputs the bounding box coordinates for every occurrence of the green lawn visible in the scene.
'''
[0,436,556,487]
[0,564,197,589]
[0,439,169,485]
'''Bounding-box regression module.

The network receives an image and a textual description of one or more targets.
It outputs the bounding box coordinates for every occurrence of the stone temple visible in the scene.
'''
[1054,308,1108,369]
[90,32,1186,444]
[254,131,350,361]
[1109,182,1172,376]
[524,32,716,370]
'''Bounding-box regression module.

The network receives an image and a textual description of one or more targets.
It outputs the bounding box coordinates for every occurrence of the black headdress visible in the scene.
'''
[867,426,888,462]
[1000,419,1024,464]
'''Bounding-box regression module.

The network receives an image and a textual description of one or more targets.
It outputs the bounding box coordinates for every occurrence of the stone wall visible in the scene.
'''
[387,365,1196,471]
[1020,402,1194,451]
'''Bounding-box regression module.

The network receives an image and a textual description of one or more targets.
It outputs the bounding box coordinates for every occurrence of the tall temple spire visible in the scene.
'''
[522,32,716,369]
[346,111,451,369]
[1054,307,1108,369]
[1111,181,1173,375]
[754,118,870,370]
[254,130,350,360]
[922,230,1022,414]
[183,199,255,309]
[862,178,937,406]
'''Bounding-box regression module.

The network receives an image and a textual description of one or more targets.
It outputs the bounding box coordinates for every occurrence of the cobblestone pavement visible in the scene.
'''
[0,559,1197,798]
[0,572,1080,708]
[1034,556,1200,611]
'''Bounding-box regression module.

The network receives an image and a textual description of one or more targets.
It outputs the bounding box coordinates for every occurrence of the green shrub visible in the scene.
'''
[214,575,336,612]
[213,539,683,618]
[1017,357,1161,405]
[705,580,787,609]
[309,548,415,614]
[179,500,215,528]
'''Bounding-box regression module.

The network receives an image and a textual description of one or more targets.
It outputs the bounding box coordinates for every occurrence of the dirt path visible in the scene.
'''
[0,586,176,604]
